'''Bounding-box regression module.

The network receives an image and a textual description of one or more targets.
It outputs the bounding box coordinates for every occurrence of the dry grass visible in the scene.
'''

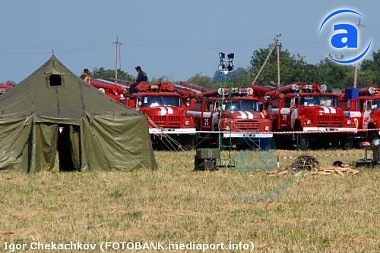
[0,149,379,252]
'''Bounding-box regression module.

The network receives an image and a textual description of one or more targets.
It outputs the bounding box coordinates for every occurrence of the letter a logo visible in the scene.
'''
[319,9,372,64]
[331,24,358,49]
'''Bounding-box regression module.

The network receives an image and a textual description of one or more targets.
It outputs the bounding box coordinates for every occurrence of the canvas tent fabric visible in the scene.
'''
[0,55,157,172]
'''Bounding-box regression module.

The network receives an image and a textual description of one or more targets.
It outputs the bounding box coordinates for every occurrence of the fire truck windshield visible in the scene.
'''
[222,100,259,111]
[300,96,337,107]
[141,96,181,107]
[371,99,380,109]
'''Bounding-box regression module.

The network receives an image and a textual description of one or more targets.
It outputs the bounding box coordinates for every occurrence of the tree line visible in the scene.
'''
[92,46,380,89]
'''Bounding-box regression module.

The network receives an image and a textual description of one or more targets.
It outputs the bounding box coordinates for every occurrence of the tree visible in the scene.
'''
[247,45,316,86]
[187,73,218,89]
[360,50,380,85]
[315,58,353,87]
[92,67,134,82]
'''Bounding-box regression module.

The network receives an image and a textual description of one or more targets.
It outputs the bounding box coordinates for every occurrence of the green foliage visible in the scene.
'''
[243,45,380,88]
[90,48,380,89]
[92,67,134,82]
[150,76,172,82]
[315,58,353,88]
[187,73,218,89]
[360,50,380,86]
[247,45,314,85]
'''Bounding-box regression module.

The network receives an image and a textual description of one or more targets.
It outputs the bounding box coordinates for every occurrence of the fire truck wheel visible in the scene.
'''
[368,128,379,142]
[297,134,309,150]
[294,123,308,150]
[342,135,354,150]
[181,135,195,150]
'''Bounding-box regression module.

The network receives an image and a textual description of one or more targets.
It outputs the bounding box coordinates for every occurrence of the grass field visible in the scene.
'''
[0,149,379,252]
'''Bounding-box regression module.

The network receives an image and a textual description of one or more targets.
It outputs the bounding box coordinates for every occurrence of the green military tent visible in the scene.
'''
[0,55,157,172]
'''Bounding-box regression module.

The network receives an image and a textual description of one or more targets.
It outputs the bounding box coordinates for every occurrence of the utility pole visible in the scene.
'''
[275,33,281,88]
[114,36,122,80]
[353,18,363,88]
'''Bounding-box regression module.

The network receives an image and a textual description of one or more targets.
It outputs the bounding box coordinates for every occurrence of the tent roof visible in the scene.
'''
[0,55,140,121]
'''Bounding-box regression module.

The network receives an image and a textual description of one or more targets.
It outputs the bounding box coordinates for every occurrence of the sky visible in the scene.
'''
[1,0,379,83]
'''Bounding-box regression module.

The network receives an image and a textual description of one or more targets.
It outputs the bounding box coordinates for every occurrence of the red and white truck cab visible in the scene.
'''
[265,83,356,149]
[340,86,380,141]
[187,87,273,149]
[125,82,196,148]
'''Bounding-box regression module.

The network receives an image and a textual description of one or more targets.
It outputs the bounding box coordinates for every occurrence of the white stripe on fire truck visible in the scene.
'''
[244,111,254,119]
[166,107,174,114]
[320,106,329,113]
[238,111,248,119]
[160,107,167,115]
[280,108,290,114]
[328,107,336,114]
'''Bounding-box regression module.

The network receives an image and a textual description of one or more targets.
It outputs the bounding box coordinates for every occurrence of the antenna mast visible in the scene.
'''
[353,18,363,88]
[275,33,281,88]
[114,36,122,80]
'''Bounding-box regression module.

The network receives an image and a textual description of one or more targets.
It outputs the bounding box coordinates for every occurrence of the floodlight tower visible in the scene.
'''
[218,52,235,164]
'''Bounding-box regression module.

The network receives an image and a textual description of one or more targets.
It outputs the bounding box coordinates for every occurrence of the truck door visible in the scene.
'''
[279,98,292,129]
[363,100,372,129]
[200,101,212,130]
[290,97,300,129]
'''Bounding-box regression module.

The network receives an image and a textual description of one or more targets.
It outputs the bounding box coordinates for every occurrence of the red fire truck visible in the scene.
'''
[265,83,356,149]
[340,86,380,142]
[186,87,273,149]
[88,79,126,102]
[0,82,14,95]
[125,82,196,149]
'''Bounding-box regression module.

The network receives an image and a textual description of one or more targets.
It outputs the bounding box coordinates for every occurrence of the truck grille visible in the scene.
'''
[153,115,181,127]
[234,120,261,131]
[317,115,343,127]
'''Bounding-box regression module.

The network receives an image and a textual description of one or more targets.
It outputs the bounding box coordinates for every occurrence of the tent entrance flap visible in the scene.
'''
[33,123,81,172]
[57,124,81,172]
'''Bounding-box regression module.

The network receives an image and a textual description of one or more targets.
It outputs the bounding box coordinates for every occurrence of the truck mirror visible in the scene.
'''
[138,101,142,106]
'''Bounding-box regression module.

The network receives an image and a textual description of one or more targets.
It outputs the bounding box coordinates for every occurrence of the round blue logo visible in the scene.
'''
[319,9,372,64]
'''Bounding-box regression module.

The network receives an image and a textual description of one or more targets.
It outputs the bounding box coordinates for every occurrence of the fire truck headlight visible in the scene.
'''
[347,119,352,125]
[306,119,312,125]
[184,120,190,126]
[264,125,270,131]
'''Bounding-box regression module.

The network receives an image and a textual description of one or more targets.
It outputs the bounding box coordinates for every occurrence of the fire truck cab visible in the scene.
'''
[125,82,196,149]
[265,83,356,149]
[340,87,380,141]
[187,87,273,149]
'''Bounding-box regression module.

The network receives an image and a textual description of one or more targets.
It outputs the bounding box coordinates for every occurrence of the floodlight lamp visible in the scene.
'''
[218,64,226,70]
[219,52,225,59]
[227,64,234,71]
[227,53,234,59]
